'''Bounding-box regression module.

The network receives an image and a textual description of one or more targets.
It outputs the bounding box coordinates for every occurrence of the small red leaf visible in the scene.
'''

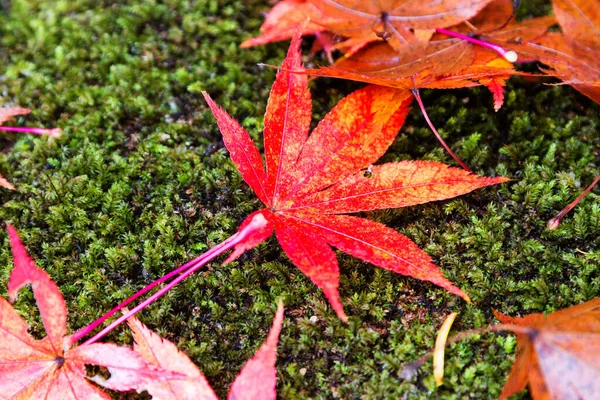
[483,77,506,111]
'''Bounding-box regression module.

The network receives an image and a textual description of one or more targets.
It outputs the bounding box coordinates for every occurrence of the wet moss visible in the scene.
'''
[0,0,598,398]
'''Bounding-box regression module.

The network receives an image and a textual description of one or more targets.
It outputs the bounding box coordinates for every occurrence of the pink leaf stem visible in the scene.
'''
[435,27,518,62]
[0,126,62,138]
[76,213,270,345]
[411,87,472,173]
[547,174,600,229]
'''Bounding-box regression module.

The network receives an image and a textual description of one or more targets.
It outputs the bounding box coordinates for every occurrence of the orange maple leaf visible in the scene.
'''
[305,0,555,108]
[494,298,600,399]
[241,0,496,57]
[126,300,284,400]
[203,31,508,321]
[0,224,181,399]
[308,0,494,54]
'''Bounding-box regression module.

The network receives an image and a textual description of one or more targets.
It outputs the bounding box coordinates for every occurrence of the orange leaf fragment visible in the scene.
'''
[0,107,31,124]
[494,298,600,399]
[0,174,15,190]
[204,30,508,321]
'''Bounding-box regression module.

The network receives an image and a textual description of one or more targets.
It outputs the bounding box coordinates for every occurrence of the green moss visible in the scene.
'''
[0,0,598,398]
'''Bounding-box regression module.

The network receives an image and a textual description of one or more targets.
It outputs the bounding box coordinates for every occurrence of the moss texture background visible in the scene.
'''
[0,0,598,398]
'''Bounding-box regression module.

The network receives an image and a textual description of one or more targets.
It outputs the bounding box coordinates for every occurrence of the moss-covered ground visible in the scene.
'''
[0,0,598,398]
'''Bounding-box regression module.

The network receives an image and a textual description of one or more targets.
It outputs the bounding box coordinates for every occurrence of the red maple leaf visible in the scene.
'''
[203,31,508,321]
[0,224,182,399]
[126,300,284,400]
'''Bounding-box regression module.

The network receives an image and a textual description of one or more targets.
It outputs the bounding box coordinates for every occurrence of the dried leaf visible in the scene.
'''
[494,298,600,399]
[306,1,555,96]
[308,0,494,54]
[0,174,15,190]
[0,107,31,124]
[519,0,600,103]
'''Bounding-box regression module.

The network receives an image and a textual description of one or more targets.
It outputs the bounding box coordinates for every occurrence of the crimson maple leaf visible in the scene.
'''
[125,300,284,400]
[0,224,182,399]
[203,31,508,321]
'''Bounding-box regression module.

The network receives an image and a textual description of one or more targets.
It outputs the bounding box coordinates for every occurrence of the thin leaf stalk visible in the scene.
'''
[0,126,62,138]
[547,174,600,229]
[72,213,269,345]
[410,86,472,172]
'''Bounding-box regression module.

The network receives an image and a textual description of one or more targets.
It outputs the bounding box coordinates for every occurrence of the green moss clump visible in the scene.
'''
[0,0,598,398]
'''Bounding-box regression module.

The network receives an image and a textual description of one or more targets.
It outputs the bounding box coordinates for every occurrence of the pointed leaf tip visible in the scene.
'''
[228,300,285,400]
[203,90,270,204]
[6,223,68,351]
